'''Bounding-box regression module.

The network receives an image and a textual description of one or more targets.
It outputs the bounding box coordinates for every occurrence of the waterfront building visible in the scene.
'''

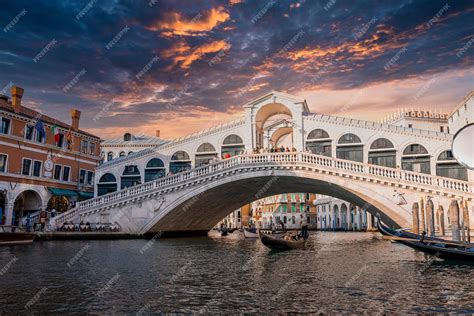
[314,195,375,231]
[382,109,450,133]
[448,91,474,135]
[0,86,101,225]
[101,131,168,163]
[251,193,317,230]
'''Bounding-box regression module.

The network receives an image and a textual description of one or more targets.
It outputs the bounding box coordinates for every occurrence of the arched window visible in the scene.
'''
[119,151,126,157]
[306,129,331,156]
[107,152,114,161]
[196,143,217,166]
[436,150,467,181]
[97,173,117,196]
[145,158,166,182]
[128,151,134,155]
[336,133,363,162]
[123,133,132,141]
[402,144,430,174]
[170,151,191,174]
[222,134,245,158]
[121,165,141,189]
[369,138,396,168]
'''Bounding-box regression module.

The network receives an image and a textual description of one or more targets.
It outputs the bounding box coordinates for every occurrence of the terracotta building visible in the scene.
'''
[0,86,101,226]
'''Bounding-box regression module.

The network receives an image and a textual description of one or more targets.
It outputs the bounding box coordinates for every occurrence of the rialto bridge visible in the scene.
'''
[51,91,474,235]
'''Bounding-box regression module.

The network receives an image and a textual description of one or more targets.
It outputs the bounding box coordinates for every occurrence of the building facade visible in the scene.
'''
[314,195,376,231]
[383,109,450,133]
[101,131,168,163]
[251,193,317,230]
[0,86,101,225]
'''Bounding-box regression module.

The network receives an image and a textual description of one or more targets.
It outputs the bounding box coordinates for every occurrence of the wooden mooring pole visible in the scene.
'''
[420,197,426,233]
[437,205,445,236]
[462,200,470,243]
[412,202,419,235]
[449,200,461,242]
[426,198,435,237]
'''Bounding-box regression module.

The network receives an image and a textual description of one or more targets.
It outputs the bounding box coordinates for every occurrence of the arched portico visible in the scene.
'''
[13,190,42,226]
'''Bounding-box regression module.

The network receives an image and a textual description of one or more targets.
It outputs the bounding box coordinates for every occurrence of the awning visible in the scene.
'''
[48,188,78,197]
[77,191,94,199]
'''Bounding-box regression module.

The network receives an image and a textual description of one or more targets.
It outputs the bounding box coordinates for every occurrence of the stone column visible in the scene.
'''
[437,205,445,236]
[462,200,470,243]
[449,200,461,242]
[419,197,426,233]
[426,199,435,237]
[412,202,419,235]
[5,202,14,226]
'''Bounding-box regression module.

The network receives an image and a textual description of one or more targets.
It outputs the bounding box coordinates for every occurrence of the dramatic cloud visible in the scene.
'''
[146,6,230,37]
[0,0,472,139]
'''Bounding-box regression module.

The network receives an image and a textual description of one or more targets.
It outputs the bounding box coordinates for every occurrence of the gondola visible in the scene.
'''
[243,228,258,238]
[377,221,474,262]
[258,229,309,250]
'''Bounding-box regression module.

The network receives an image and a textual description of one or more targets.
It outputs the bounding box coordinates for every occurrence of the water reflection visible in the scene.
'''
[0,232,473,314]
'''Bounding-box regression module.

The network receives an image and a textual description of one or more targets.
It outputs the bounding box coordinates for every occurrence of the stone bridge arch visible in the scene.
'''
[141,168,411,235]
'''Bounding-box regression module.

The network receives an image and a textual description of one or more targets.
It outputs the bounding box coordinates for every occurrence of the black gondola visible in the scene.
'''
[377,220,474,262]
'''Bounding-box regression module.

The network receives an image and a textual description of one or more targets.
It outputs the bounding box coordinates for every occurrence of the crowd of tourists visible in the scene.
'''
[58,221,120,232]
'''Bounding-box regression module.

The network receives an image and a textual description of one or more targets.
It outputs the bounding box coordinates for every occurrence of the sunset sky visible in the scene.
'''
[0,0,473,139]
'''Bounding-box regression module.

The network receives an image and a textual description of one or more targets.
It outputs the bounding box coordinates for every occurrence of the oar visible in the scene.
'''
[382,236,473,248]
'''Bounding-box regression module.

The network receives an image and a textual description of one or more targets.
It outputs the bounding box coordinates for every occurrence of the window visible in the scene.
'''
[25,124,35,140]
[306,193,310,200]
[80,169,86,184]
[408,124,413,128]
[440,126,444,133]
[291,204,296,213]
[0,117,10,134]
[33,161,42,177]
[89,142,96,156]
[87,171,94,185]
[57,133,65,148]
[0,154,7,172]
[119,151,126,157]
[62,166,70,181]
[107,152,114,161]
[54,165,62,180]
[36,130,44,143]
[81,140,88,154]
[22,159,32,176]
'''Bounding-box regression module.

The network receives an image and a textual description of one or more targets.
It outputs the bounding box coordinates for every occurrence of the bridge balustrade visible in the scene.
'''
[56,152,472,227]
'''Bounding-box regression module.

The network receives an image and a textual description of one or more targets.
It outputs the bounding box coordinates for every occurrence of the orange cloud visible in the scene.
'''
[147,6,230,37]
[164,40,231,69]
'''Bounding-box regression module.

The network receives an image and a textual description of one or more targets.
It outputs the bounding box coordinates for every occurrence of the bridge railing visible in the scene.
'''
[53,152,472,226]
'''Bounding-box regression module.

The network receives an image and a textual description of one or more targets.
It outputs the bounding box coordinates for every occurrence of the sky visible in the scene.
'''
[0,0,473,139]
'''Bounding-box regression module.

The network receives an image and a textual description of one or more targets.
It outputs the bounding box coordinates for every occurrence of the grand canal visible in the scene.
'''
[1,232,473,314]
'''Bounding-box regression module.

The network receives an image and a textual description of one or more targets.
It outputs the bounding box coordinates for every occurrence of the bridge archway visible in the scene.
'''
[13,190,42,226]
[336,133,363,162]
[142,168,411,234]
[255,103,294,149]
[369,138,396,168]
[401,144,430,174]
[306,129,331,156]
[170,151,191,173]
[98,173,117,196]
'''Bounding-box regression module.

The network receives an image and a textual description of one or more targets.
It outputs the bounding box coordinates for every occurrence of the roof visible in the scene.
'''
[0,98,100,139]
[102,134,170,146]
[449,90,474,118]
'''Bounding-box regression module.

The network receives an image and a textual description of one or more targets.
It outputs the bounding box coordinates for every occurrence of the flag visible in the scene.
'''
[52,124,60,144]
[35,120,46,139]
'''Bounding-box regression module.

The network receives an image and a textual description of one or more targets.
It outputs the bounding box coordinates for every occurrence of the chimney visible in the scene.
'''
[155,130,160,138]
[70,109,81,130]
[11,86,24,113]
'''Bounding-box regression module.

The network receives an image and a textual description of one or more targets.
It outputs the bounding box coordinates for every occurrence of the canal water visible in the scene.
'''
[1,232,473,314]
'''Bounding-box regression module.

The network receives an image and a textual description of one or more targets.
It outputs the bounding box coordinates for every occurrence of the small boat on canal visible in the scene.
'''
[258,228,309,250]
[377,221,474,262]
[243,227,258,238]
[0,226,36,245]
